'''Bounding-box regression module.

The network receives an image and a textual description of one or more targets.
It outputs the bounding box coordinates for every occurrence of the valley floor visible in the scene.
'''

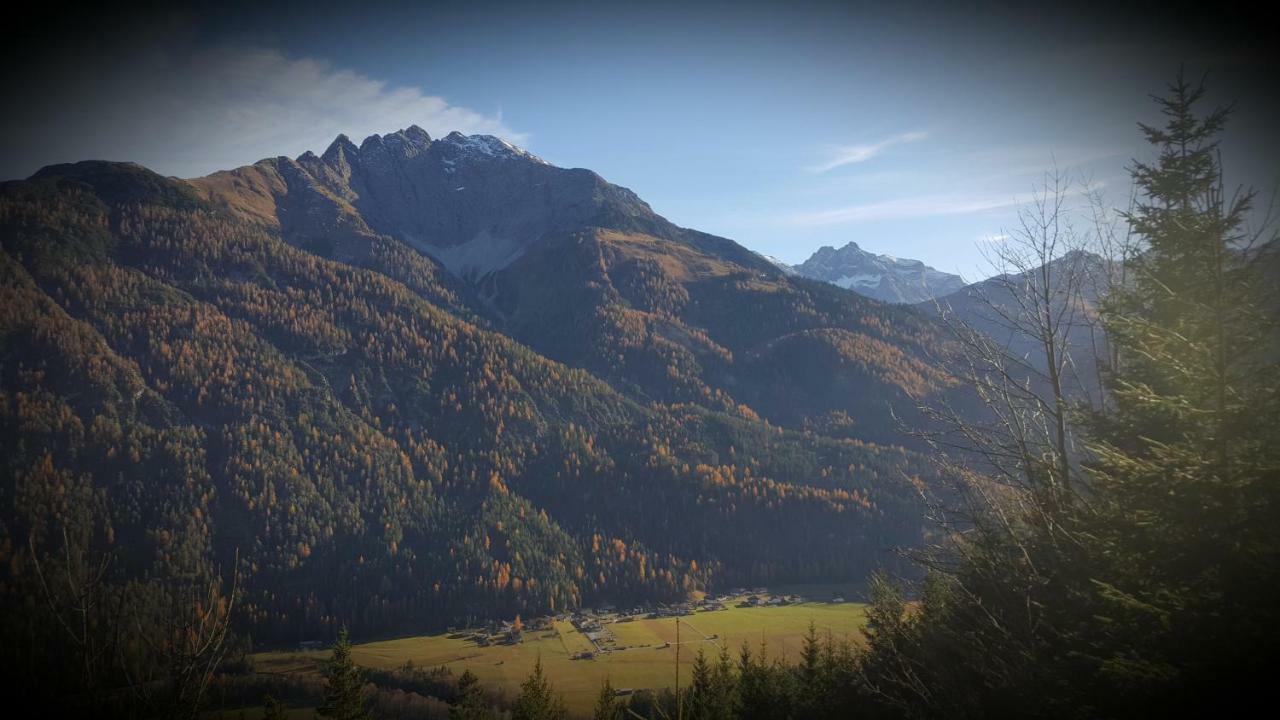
[252,597,869,716]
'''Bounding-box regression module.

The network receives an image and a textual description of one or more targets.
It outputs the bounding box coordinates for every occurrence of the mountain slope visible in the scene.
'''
[1,161,931,642]
[921,249,1110,399]
[789,242,965,303]
[190,129,957,445]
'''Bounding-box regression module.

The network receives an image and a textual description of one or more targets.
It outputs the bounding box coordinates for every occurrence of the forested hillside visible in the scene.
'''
[0,162,931,653]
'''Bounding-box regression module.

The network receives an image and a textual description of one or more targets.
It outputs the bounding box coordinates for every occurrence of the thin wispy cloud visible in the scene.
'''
[786,176,1108,228]
[1,46,525,180]
[959,145,1127,180]
[786,191,1031,227]
[808,131,929,173]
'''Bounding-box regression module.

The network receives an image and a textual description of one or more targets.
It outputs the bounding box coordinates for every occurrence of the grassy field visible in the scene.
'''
[252,601,869,716]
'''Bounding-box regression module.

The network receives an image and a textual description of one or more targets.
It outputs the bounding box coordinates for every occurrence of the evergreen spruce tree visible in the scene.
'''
[842,74,1280,719]
[591,677,624,720]
[316,628,369,720]
[450,670,494,720]
[685,650,714,720]
[707,646,739,720]
[735,641,793,720]
[735,644,766,720]
[796,622,824,719]
[1081,71,1280,714]
[512,657,568,720]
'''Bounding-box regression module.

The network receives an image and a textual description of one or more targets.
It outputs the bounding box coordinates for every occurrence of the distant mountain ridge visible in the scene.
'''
[191,126,770,281]
[784,242,965,304]
[920,249,1110,399]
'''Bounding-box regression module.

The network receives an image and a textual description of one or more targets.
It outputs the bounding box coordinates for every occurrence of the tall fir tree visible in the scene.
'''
[707,646,739,720]
[450,670,494,720]
[837,73,1280,720]
[1082,70,1280,713]
[316,628,369,720]
[735,641,794,720]
[512,657,568,720]
[796,622,824,719]
[686,650,714,720]
[591,677,624,720]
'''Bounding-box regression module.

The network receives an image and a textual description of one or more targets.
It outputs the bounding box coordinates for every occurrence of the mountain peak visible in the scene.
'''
[403,125,432,144]
[322,133,358,163]
[310,129,543,170]
[813,242,865,259]
[792,241,964,303]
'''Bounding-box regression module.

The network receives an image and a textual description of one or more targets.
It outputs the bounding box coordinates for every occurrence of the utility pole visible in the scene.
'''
[675,617,682,720]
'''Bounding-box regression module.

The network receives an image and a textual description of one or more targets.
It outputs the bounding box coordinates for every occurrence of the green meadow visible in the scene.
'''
[253,602,869,716]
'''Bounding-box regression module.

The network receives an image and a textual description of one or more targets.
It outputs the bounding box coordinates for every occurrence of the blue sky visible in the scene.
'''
[3,1,1276,279]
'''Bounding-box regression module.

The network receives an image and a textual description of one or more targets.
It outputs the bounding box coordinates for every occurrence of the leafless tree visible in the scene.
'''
[129,556,241,720]
[27,527,128,696]
[922,168,1104,529]
[19,460,242,717]
[865,169,1119,712]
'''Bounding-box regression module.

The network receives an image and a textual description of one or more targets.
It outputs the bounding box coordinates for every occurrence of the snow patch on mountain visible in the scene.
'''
[834,273,882,289]
[437,131,550,165]
[757,253,799,275]
[407,229,529,279]
[791,241,965,304]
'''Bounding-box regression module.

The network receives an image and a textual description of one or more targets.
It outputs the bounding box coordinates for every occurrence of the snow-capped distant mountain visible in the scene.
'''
[787,242,965,303]
[758,253,799,275]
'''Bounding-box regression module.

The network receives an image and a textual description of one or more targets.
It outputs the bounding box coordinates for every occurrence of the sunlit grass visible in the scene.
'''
[252,602,869,715]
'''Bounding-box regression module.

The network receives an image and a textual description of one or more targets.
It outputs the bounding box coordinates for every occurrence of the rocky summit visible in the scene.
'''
[787,241,965,303]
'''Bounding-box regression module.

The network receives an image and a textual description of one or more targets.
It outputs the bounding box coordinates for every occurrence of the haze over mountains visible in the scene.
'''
[1,128,961,640]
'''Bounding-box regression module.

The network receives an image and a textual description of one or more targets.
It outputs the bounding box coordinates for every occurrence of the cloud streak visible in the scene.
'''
[1,46,525,180]
[808,131,928,173]
[786,191,1030,227]
[787,178,1106,228]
